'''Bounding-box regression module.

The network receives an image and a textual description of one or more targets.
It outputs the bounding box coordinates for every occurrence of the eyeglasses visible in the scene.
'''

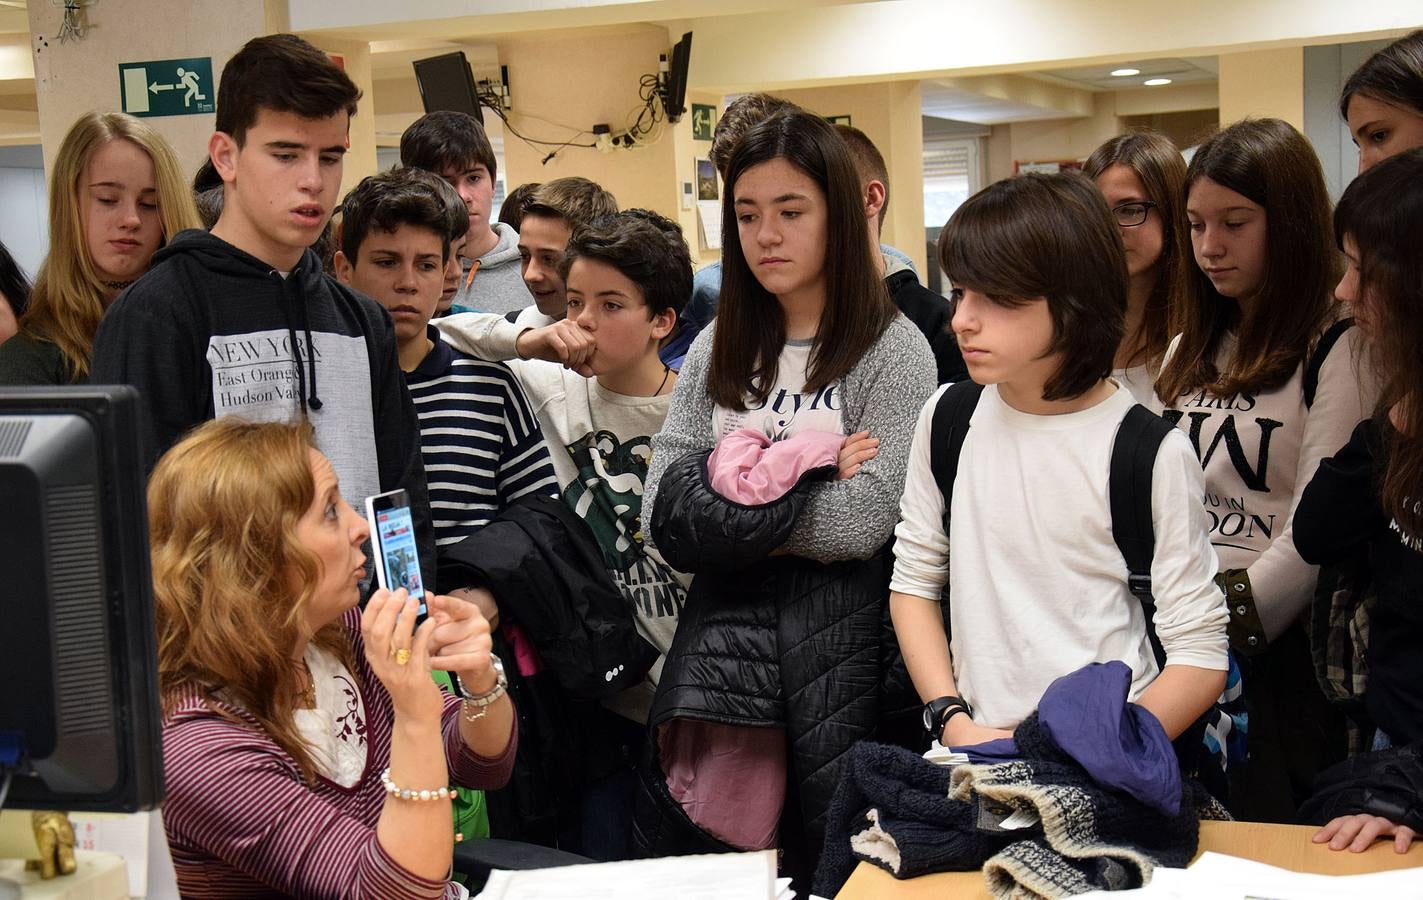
[1111,201,1157,228]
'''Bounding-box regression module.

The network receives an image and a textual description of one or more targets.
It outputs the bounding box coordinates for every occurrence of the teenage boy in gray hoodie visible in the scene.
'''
[400,111,529,316]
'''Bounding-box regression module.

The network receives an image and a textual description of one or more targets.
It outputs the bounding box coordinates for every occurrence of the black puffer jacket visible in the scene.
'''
[642,448,895,862]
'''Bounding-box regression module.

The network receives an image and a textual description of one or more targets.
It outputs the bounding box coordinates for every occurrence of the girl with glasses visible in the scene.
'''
[1084,130,1191,406]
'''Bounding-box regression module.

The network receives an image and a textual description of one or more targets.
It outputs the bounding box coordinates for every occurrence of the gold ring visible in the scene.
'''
[394,648,411,666]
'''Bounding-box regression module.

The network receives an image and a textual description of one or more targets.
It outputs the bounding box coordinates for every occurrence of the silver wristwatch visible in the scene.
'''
[457,655,508,708]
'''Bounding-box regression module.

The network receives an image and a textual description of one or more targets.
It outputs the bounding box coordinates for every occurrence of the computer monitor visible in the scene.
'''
[413,51,486,126]
[662,32,693,123]
[0,385,162,812]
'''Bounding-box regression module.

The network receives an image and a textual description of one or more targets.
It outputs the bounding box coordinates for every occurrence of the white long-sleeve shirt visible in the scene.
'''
[1150,326,1374,641]
[891,382,1229,729]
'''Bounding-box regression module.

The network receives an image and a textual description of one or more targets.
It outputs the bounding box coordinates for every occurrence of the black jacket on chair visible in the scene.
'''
[438,493,657,700]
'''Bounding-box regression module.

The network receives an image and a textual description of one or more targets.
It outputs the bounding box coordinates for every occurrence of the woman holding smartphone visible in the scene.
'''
[150,418,515,900]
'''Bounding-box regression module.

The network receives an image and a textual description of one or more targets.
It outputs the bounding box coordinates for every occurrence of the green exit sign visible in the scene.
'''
[118,57,215,118]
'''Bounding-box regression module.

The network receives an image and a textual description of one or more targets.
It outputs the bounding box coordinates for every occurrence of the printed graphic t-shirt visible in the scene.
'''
[508,360,690,723]
[713,338,846,441]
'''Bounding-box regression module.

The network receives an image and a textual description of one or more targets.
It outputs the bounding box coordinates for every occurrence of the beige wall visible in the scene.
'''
[1219,47,1304,129]
[1007,92,1122,169]
[496,27,680,219]
[775,80,927,274]
[27,0,281,179]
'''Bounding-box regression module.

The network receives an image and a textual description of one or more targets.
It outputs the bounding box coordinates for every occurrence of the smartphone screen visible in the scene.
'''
[365,490,427,617]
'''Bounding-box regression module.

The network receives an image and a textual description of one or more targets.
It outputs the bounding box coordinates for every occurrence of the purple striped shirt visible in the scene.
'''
[161,609,516,899]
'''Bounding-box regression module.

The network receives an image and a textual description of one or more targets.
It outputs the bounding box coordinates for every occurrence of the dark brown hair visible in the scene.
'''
[939,172,1125,401]
[834,123,888,230]
[339,168,457,261]
[215,34,361,146]
[524,177,618,231]
[1156,118,1338,401]
[558,209,692,318]
[499,181,540,230]
[1339,29,1423,120]
[710,93,799,177]
[1335,147,1423,535]
[709,110,895,411]
[399,110,499,182]
[1083,130,1190,372]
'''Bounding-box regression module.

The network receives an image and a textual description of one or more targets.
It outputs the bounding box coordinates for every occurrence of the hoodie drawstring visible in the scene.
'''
[273,268,323,415]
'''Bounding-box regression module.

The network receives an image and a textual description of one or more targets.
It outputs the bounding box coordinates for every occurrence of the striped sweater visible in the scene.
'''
[161,608,517,899]
[406,327,558,549]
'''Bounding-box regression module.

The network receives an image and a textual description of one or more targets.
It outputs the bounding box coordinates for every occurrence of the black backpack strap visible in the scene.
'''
[928,382,986,538]
[1303,318,1354,409]
[1110,403,1177,670]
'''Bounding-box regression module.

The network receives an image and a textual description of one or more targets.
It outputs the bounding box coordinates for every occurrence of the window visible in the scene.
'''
[923,136,981,229]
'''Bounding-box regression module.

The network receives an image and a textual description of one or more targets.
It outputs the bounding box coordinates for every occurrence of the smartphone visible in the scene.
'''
[365,489,427,618]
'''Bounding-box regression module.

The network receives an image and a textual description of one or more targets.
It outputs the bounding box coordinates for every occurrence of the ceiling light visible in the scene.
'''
[1110,68,1140,77]
[1144,78,1172,86]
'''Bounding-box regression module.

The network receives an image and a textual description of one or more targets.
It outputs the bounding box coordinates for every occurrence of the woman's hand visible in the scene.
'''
[942,714,1013,748]
[425,593,497,695]
[361,589,443,721]
[1313,814,1418,854]
[836,430,879,480]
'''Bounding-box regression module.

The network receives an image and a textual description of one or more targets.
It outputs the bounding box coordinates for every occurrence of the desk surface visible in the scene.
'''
[836,820,1423,899]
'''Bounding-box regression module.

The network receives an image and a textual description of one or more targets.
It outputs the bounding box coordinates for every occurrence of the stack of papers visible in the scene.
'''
[475,850,830,899]
[1076,851,1423,898]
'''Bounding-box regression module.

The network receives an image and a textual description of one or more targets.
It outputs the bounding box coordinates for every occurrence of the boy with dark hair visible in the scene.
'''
[891,173,1227,753]
[835,123,968,384]
[400,110,528,316]
[511,177,618,327]
[92,33,436,580]
[440,211,693,858]
[334,167,556,548]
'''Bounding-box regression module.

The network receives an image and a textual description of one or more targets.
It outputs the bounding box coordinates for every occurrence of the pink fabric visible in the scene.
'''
[707,427,844,505]
[659,720,786,850]
[502,622,544,677]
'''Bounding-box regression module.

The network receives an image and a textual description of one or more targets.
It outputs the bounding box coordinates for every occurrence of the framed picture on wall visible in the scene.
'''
[696,158,718,200]
[826,115,852,127]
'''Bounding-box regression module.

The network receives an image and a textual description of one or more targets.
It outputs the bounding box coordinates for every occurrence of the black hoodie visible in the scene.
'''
[91,228,434,582]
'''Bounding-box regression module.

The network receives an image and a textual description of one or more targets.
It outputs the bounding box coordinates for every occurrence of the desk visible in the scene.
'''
[836,820,1423,899]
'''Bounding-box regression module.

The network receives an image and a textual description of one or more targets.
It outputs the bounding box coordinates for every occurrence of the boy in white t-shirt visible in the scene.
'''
[890,173,1229,750]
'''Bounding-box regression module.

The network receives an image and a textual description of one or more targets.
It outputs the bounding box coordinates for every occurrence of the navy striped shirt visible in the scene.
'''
[405,328,557,548]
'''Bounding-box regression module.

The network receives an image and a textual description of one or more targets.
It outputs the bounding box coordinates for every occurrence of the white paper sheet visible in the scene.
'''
[697,200,723,250]
[1075,851,1423,899]
[475,850,775,900]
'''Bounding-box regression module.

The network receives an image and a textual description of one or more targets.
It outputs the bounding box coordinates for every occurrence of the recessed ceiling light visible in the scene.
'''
[1110,68,1140,77]
[1144,78,1172,86]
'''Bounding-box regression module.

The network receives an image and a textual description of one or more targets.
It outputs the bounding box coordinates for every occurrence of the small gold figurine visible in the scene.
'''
[24,811,77,879]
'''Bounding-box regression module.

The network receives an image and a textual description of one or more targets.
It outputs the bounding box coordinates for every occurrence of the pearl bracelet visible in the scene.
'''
[379,767,454,802]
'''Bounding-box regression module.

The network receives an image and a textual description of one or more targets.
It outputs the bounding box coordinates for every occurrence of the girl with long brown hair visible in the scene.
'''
[639,110,935,873]
[150,418,515,898]
[1083,130,1190,404]
[0,111,199,384]
[1154,118,1375,823]
[1295,148,1423,854]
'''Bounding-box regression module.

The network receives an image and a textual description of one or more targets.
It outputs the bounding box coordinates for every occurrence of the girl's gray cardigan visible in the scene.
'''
[645,314,937,563]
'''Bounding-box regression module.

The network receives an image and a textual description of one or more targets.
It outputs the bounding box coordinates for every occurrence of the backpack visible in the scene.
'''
[924,381,1220,779]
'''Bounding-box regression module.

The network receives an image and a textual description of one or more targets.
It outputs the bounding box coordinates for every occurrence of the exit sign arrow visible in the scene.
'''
[148,82,176,94]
